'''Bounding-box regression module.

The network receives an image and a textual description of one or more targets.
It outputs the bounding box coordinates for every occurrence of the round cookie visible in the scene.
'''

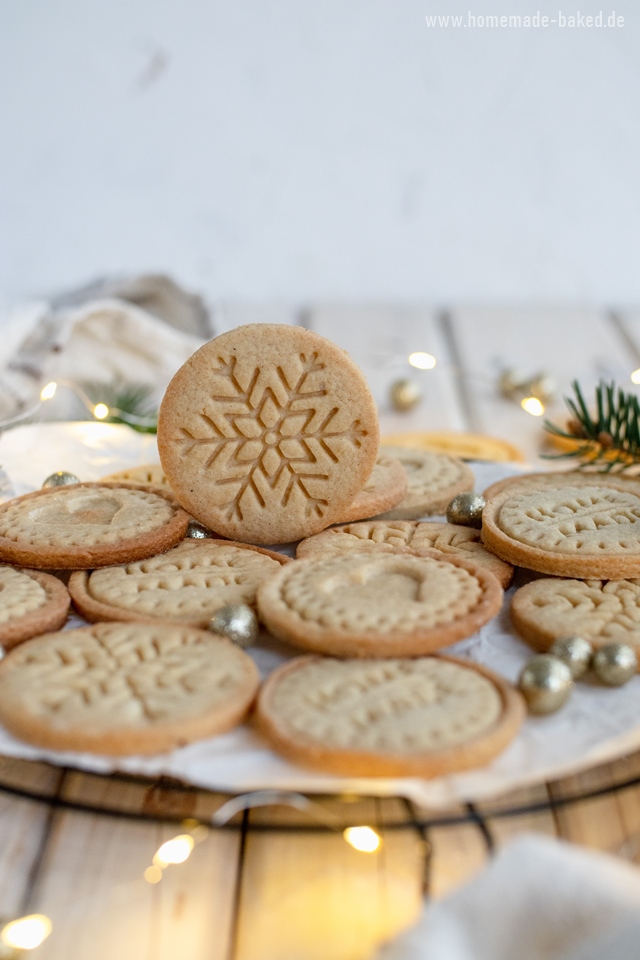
[0,622,260,755]
[381,432,525,463]
[69,539,288,628]
[297,520,513,588]
[100,464,169,488]
[0,483,190,569]
[337,452,408,523]
[257,550,503,657]
[0,567,70,650]
[255,654,525,777]
[371,447,474,520]
[483,471,640,502]
[482,484,640,579]
[157,324,380,544]
[512,577,640,665]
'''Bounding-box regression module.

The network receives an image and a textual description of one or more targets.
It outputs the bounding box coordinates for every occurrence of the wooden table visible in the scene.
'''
[3,306,640,960]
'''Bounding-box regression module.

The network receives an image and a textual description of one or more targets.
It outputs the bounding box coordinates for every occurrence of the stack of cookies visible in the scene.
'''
[0,324,528,780]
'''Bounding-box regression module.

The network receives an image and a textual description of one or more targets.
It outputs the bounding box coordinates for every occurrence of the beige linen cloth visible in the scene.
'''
[377,834,640,960]
[0,274,209,423]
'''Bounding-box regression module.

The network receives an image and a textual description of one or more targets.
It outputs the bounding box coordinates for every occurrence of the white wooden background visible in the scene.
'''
[1,306,640,960]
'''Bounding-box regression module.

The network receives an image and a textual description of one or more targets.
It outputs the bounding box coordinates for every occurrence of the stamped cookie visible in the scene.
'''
[337,452,408,523]
[100,464,169,488]
[157,324,380,544]
[0,483,190,569]
[483,471,640,502]
[371,447,474,520]
[297,520,513,588]
[0,622,260,755]
[69,539,288,627]
[257,551,502,657]
[512,577,640,664]
[0,567,70,650]
[482,484,640,579]
[256,654,524,777]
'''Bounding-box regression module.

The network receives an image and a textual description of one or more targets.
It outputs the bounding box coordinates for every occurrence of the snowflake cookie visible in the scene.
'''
[157,325,379,543]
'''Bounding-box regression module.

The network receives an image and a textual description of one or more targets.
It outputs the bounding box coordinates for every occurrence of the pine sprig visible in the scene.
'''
[80,380,158,434]
[543,380,640,471]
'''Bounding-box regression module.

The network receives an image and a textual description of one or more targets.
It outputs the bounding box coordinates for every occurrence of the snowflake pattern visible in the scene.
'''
[176,353,369,521]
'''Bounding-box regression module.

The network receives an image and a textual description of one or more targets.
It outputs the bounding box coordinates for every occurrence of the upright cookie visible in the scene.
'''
[69,539,288,627]
[0,483,189,569]
[372,447,474,520]
[257,550,502,657]
[512,577,640,664]
[157,325,379,544]
[0,567,70,650]
[337,452,408,523]
[0,622,260,755]
[297,520,513,588]
[482,484,640,579]
[256,654,524,777]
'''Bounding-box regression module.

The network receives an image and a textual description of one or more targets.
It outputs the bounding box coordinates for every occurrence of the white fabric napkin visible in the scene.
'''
[376,834,640,960]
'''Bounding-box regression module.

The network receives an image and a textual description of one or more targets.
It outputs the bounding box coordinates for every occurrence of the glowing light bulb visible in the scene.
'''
[153,834,195,867]
[40,381,57,401]
[408,352,437,370]
[631,369,640,385]
[93,403,109,420]
[343,826,382,853]
[144,865,163,884]
[521,396,545,417]
[1,914,52,950]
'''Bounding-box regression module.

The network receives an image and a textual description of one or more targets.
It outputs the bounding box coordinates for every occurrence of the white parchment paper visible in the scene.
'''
[1,422,638,811]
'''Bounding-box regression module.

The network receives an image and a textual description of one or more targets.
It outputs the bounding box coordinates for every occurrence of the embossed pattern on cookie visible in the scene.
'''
[297,520,513,587]
[373,447,474,520]
[0,622,260,755]
[482,483,640,578]
[257,550,503,657]
[0,567,70,650]
[157,325,379,544]
[256,655,524,777]
[512,577,640,663]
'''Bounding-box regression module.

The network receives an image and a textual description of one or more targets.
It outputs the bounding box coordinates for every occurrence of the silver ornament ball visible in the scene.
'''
[549,636,593,679]
[592,643,637,686]
[209,604,259,648]
[446,492,486,529]
[186,519,212,539]
[42,471,80,488]
[518,654,573,715]
[390,378,422,412]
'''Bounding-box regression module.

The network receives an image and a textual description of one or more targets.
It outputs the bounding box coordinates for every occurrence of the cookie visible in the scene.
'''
[0,483,190,569]
[0,567,70,650]
[157,324,380,544]
[371,447,474,520]
[337,452,408,523]
[297,520,513,588]
[100,464,169,488]
[257,550,503,657]
[512,577,640,664]
[255,654,524,777]
[483,471,640,502]
[69,539,288,627]
[382,432,525,463]
[0,622,260,755]
[482,484,640,579]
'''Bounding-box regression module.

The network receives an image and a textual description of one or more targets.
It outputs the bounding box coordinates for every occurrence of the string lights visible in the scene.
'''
[38,380,157,431]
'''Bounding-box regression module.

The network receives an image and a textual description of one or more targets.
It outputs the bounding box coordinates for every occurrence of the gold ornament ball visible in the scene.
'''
[592,643,637,686]
[390,378,422,412]
[550,636,593,679]
[209,604,259,648]
[186,519,212,539]
[518,654,573,715]
[446,492,486,528]
[42,471,80,488]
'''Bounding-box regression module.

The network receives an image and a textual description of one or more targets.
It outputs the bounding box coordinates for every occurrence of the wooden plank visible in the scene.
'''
[447,306,633,466]
[28,807,239,960]
[426,819,489,899]
[308,305,467,436]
